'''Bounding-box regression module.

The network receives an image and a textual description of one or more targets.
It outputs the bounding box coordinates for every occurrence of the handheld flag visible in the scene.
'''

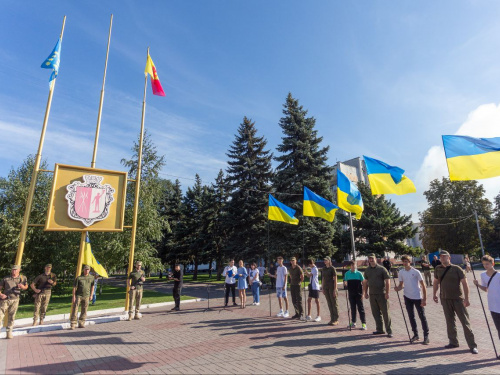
[268,194,299,225]
[442,135,500,181]
[363,156,416,195]
[83,233,109,278]
[303,187,338,222]
[41,38,61,86]
[145,53,166,96]
[337,169,364,219]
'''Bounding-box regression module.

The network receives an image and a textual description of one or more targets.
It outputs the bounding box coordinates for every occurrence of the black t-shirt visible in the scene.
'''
[173,269,183,288]
[382,260,391,271]
[269,264,276,277]
[431,259,441,269]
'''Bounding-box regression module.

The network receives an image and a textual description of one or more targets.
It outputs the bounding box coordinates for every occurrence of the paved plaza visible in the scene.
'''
[1,273,500,374]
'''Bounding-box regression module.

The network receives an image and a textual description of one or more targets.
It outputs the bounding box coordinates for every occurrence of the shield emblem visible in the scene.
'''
[75,187,107,219]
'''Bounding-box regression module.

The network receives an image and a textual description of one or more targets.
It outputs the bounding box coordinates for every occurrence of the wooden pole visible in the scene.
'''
[125,47,149,311]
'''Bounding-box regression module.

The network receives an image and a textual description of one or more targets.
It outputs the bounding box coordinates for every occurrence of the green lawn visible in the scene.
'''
[15,284,193,320]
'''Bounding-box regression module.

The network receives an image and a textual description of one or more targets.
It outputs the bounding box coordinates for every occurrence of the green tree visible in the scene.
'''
[354,182,418,257]
[273,93,335,260]
[225,117,273,262]
[488,192,500,257]
[419,177,493,257]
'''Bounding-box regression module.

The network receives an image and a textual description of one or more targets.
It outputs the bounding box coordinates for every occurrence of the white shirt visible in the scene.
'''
[398,267,424,300]
[249,268,260,283]
[276,265,288,288]
[310,266,320,290]
[223,265,237,284]
[481,271,500,314]
[257,266,265,276]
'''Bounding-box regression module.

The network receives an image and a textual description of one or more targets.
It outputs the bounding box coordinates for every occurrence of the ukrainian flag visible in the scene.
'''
[336,169,363,220]
[443,135,500,181]
[303,187,338,222]
[268,194,299,225]
[363,156,416,195]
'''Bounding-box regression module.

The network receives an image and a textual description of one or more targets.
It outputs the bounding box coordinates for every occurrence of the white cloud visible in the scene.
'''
[415,102,500,215]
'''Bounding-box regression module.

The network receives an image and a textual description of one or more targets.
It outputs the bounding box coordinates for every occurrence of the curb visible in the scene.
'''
[0,298,204,339]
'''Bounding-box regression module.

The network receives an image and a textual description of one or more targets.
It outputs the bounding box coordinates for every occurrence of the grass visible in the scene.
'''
[15,284,193,320]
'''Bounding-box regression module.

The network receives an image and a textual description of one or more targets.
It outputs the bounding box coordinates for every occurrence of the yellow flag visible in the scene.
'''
[83,233,109,278]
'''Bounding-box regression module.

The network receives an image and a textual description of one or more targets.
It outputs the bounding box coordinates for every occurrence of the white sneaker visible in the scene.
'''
[300,315,306,321]
[306,315,312,321]
[252,302,256,305]
[276,310,284,317]
[255,302,260,306]
[314,316,321,322]
[283,310,290,318]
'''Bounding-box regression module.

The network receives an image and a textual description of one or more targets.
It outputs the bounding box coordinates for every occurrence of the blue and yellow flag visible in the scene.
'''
[82,233,109,278]
[268,194,299,225]
[337,169,364,220]
[41,38,61,86]
[303,187,338,222]
[442,135,500,181]
[363,156,416,195]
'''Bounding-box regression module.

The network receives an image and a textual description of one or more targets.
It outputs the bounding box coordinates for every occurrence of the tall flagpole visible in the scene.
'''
[125,47,149,311]
[348,212,356,261]
[71,14,113,317]
[15,16,66,266]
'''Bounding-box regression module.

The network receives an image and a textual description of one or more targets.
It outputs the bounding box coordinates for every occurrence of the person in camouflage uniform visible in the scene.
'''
[0,265,28,339]
[70,265,95,330]
[31,264,57,326]
[128,261,145,320]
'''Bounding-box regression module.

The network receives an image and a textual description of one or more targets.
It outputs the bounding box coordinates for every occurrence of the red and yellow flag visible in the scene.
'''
[145,53,166,96]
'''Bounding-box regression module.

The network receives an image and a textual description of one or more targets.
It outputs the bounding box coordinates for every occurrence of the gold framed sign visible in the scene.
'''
[45,164,127,232]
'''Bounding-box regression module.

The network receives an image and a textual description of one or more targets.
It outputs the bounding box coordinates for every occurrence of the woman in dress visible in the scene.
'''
[249,262,260,305]
[237,260,248,308]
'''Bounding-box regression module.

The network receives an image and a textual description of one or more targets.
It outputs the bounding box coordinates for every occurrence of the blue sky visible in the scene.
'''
[2,1,500,219]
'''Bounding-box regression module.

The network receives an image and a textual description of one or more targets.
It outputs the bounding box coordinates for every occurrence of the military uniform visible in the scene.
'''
[70,268,94,329]
[128,266,145,320]
[421,262,433,287]
[0,267,27,338]
[288,264,304,318]
[365,264,392,334]
[322,264,339,323]
[32,265,57,325]
[435,264,477,349]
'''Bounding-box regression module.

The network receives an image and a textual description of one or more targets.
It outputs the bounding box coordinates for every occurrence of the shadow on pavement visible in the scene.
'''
[49,337,153,346]
[33,330,133,338]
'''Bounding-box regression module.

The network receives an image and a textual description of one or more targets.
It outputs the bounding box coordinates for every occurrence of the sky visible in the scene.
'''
[2,1,500,220]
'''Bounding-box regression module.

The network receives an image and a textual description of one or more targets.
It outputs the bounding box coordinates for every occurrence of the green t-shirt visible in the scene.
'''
[321,266,337,289]
[0,275,27,299]
[33,273,57,291]
[288,265,303,286]
[74,275,94,298]
[129,270,145,290]
[364,265,390,294]
[434,264,465,300]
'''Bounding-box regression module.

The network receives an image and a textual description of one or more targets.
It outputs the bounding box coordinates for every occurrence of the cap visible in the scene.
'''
[324,256,331,262]
[83,265,91,270]
[45,264,52,268]
[11,265,20,270]
[368,253,377,258]
[439,250,450,256]
[290,257,297,261]
[135,261,143,266]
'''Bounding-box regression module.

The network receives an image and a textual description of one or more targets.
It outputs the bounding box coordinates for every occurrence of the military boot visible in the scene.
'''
[6,331,13,339]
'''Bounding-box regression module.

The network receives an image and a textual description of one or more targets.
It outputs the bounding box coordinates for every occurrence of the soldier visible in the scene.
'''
[0,265,28,339]
[128,260,145,320]
[31,264,57,326]
[288,257,304,320]
[421,258,433,287]
[433,250,478,354]
[363,253,393,337]
[70,264,95,330]
[322,256,339,326]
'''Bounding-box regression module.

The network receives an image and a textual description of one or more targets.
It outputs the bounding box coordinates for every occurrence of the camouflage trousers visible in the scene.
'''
[33,291,51,322]
[0,298,19,332]
[128,289,143,315]
[70,295,90,327]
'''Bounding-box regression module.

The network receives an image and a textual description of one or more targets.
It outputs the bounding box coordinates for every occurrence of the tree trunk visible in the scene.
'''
[193,257,199,281]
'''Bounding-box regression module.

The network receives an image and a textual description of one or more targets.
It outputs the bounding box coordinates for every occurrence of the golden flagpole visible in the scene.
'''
[71,14,113,318]
[125,47,149,311]
[14,15,66,266]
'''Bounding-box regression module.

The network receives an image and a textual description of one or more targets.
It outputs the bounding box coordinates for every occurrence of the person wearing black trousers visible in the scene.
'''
[169,264,183,311]
[223,260,238,307]
[344,261,367,330]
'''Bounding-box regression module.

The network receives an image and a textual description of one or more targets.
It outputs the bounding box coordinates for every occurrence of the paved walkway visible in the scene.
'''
[1,273,500,374]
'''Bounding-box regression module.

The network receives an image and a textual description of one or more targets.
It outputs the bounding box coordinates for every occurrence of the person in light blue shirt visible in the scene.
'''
[249,262,260,305]
[237,260,248,308]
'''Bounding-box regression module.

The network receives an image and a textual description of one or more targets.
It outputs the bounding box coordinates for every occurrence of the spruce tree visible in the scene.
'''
[273,93,335,260]
[225,117,273,263]
[158,179,183,269]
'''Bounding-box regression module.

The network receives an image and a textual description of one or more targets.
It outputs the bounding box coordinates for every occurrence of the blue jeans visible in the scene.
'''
[251,283,260,303]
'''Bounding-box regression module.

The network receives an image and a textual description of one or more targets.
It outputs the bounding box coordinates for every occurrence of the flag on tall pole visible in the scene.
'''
[144,53,165,96]
[82,233,109,278]
[268,194,299,225]
[41,38,62,87]
[303,186,338,222]
[363,155,416,195]
[336,169,364,220]
[442,135,500,181]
